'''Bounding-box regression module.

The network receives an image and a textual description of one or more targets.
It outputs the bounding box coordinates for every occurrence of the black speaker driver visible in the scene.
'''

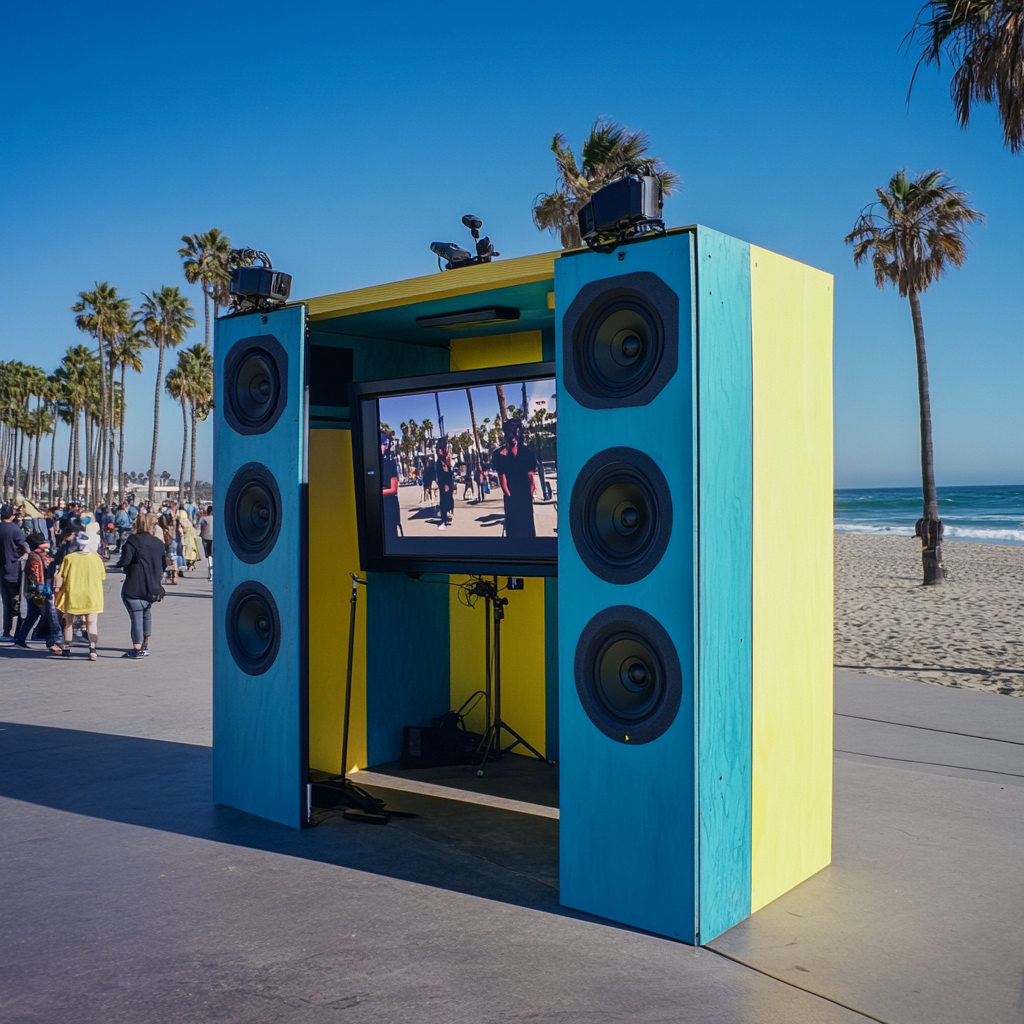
[223,463,282,564]
[225,581,282,676]
[222,335,289,435]
[562,271,678,410]
[575,606,682,744]
[570,447,673,585]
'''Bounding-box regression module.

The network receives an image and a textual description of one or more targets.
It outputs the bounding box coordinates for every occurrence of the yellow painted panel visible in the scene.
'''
[750,246,834,912]
[449,331,543,371]
[303,252,559,322]
[449,575,548,755]
[447,327,548,754]
[308,429,367,773]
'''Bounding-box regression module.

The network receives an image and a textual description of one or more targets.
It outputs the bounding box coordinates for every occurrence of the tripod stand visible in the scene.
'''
[469,577,548,776]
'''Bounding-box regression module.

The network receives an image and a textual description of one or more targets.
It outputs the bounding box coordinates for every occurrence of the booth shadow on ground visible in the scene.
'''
[0,721,571,918]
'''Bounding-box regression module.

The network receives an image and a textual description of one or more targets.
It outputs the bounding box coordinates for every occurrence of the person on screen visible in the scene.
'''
[460,464,475,502]
[492,418,537,539]
[435,439,455,531]
[421,458,436,507]
[380,430,401,539]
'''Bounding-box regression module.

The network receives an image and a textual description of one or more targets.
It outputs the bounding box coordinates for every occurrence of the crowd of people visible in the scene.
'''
[0,496,213,661]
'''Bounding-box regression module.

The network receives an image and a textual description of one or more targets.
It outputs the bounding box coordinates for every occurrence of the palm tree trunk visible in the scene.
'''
[189,402,198,504]
[66,416,74,503]
[73,416,81,503]
[49,416,56,504]
[496,385,508,425]
[178,399,188,505]
[909,290,943,586]
[204,287,211,349]
[118,364,126,503]
[96,329,107,506]
[149,342,164,505]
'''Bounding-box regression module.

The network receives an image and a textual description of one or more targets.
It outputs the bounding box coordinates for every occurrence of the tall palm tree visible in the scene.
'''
[73,283,132,505]
[138,287,197,504]
[112,326,150,500]
[178,343,214,503]
[179,229,232,348]
[845,169,984,585]
[532,117,681,248]
[906,1,1024,152]
[165,363,189,505]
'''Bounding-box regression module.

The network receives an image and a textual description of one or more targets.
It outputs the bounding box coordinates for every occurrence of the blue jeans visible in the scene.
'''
[15,598,61,646]
[122,595,153,645]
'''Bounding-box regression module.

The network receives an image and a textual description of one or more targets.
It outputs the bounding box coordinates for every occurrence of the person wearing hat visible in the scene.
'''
[1,502,30,639]
[55,531,106,660]
[13,532,62,653]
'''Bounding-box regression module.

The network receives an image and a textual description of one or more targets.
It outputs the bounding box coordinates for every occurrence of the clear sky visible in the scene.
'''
[1,1,1020,488]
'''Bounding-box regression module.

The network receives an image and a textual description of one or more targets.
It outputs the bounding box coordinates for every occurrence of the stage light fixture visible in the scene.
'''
[227,250,292,314]
[430,214,500,270]
[416,306,520,330]
[577,173,665,252]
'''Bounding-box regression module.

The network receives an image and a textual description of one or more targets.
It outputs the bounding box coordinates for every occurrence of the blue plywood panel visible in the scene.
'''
[556,234,698,942]
[695,227,753,941]
[213,305,306,829]
[365,572,450,766]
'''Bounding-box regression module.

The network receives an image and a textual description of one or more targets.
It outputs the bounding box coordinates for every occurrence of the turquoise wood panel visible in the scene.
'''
[213,305,307,828]
[366,571,450,765]
[544,577,559,761]
[556,233,699,942]
[695,226,753,941]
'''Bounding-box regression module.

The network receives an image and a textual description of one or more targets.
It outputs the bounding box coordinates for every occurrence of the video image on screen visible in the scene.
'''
[376,377,556,560]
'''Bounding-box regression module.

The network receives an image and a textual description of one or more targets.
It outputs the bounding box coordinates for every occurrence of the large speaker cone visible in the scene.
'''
[224,463,282,564]
[562,271,678,409]
[223,335,288,435]
[226,581,281,675]
[575,606,682,744]
[570,448,672,584]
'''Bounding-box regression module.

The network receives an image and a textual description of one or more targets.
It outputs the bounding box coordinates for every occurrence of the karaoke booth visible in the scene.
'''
[213,225,834,945]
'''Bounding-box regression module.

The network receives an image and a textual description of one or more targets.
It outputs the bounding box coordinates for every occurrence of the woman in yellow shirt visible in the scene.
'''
[55,532,105,660]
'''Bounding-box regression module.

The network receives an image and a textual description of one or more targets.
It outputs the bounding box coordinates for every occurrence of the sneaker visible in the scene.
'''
[437,523,447,531]
[88,649,98,661]
[13,640,29,649]
[122,649,145,660]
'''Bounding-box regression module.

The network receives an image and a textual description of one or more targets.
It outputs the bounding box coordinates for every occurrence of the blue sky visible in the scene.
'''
[1,1,1020,487]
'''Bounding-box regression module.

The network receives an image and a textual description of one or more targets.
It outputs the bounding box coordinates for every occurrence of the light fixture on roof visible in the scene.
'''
[430,214,500,271]
[416,306,520,330]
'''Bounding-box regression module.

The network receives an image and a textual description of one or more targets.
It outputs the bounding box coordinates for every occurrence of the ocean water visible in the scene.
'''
[834,485,1024,546]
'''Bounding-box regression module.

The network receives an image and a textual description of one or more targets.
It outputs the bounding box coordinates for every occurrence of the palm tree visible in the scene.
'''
[177,343,214,504]
[845,169,984,585]
[165,363,189,505]
[138,287,197,504]
[906,1,1024,153]
[112,326,150,500]
[73,283,132,505]
[179,229,232,348]
[532,117,681,248]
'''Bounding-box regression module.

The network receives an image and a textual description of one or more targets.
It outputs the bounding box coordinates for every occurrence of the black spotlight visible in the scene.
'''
[224,463,282,564]
[430,214,500,270]
[575,606,682,744]
[222,336,289,435]
[570,448,673,584]
[577,173,664,252]
[226,581,282,676]
[562,272,679,409]
[227,250,291,312]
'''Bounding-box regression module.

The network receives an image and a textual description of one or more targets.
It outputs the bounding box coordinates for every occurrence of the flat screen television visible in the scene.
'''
[351,362,557,576]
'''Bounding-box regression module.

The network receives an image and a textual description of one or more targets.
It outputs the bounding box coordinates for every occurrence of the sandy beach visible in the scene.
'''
[834,533,1023,695]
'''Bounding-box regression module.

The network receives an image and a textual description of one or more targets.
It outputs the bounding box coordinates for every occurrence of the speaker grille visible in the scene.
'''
[223,335,289,435]
[562,272,678,409]
[575,606,682,744]
[570,447,672,584]
[226,581,282,675]
[224,462,282,564]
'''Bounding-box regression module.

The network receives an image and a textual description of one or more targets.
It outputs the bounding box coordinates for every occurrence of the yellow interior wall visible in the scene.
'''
[449,331,542,371]
[308,429,367,773]
[447,329,549,755]
[750,246,834,912]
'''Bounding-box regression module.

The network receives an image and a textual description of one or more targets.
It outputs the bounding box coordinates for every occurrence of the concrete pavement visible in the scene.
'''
[1,562,1022,1023]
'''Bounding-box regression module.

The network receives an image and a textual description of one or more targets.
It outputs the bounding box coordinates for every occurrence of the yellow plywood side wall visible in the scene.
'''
[750,246,834,912]
[308,429,367,773]
[450,331,542,371]
[448,328,549,755]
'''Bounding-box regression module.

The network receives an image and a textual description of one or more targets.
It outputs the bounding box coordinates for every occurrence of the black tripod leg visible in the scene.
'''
[497,721,548,762]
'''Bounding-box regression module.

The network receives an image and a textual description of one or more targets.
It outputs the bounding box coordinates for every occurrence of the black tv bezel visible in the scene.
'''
[350,361,557,578]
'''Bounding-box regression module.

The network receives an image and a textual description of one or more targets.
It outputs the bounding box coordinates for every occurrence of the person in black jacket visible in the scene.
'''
[116,513,166,660]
